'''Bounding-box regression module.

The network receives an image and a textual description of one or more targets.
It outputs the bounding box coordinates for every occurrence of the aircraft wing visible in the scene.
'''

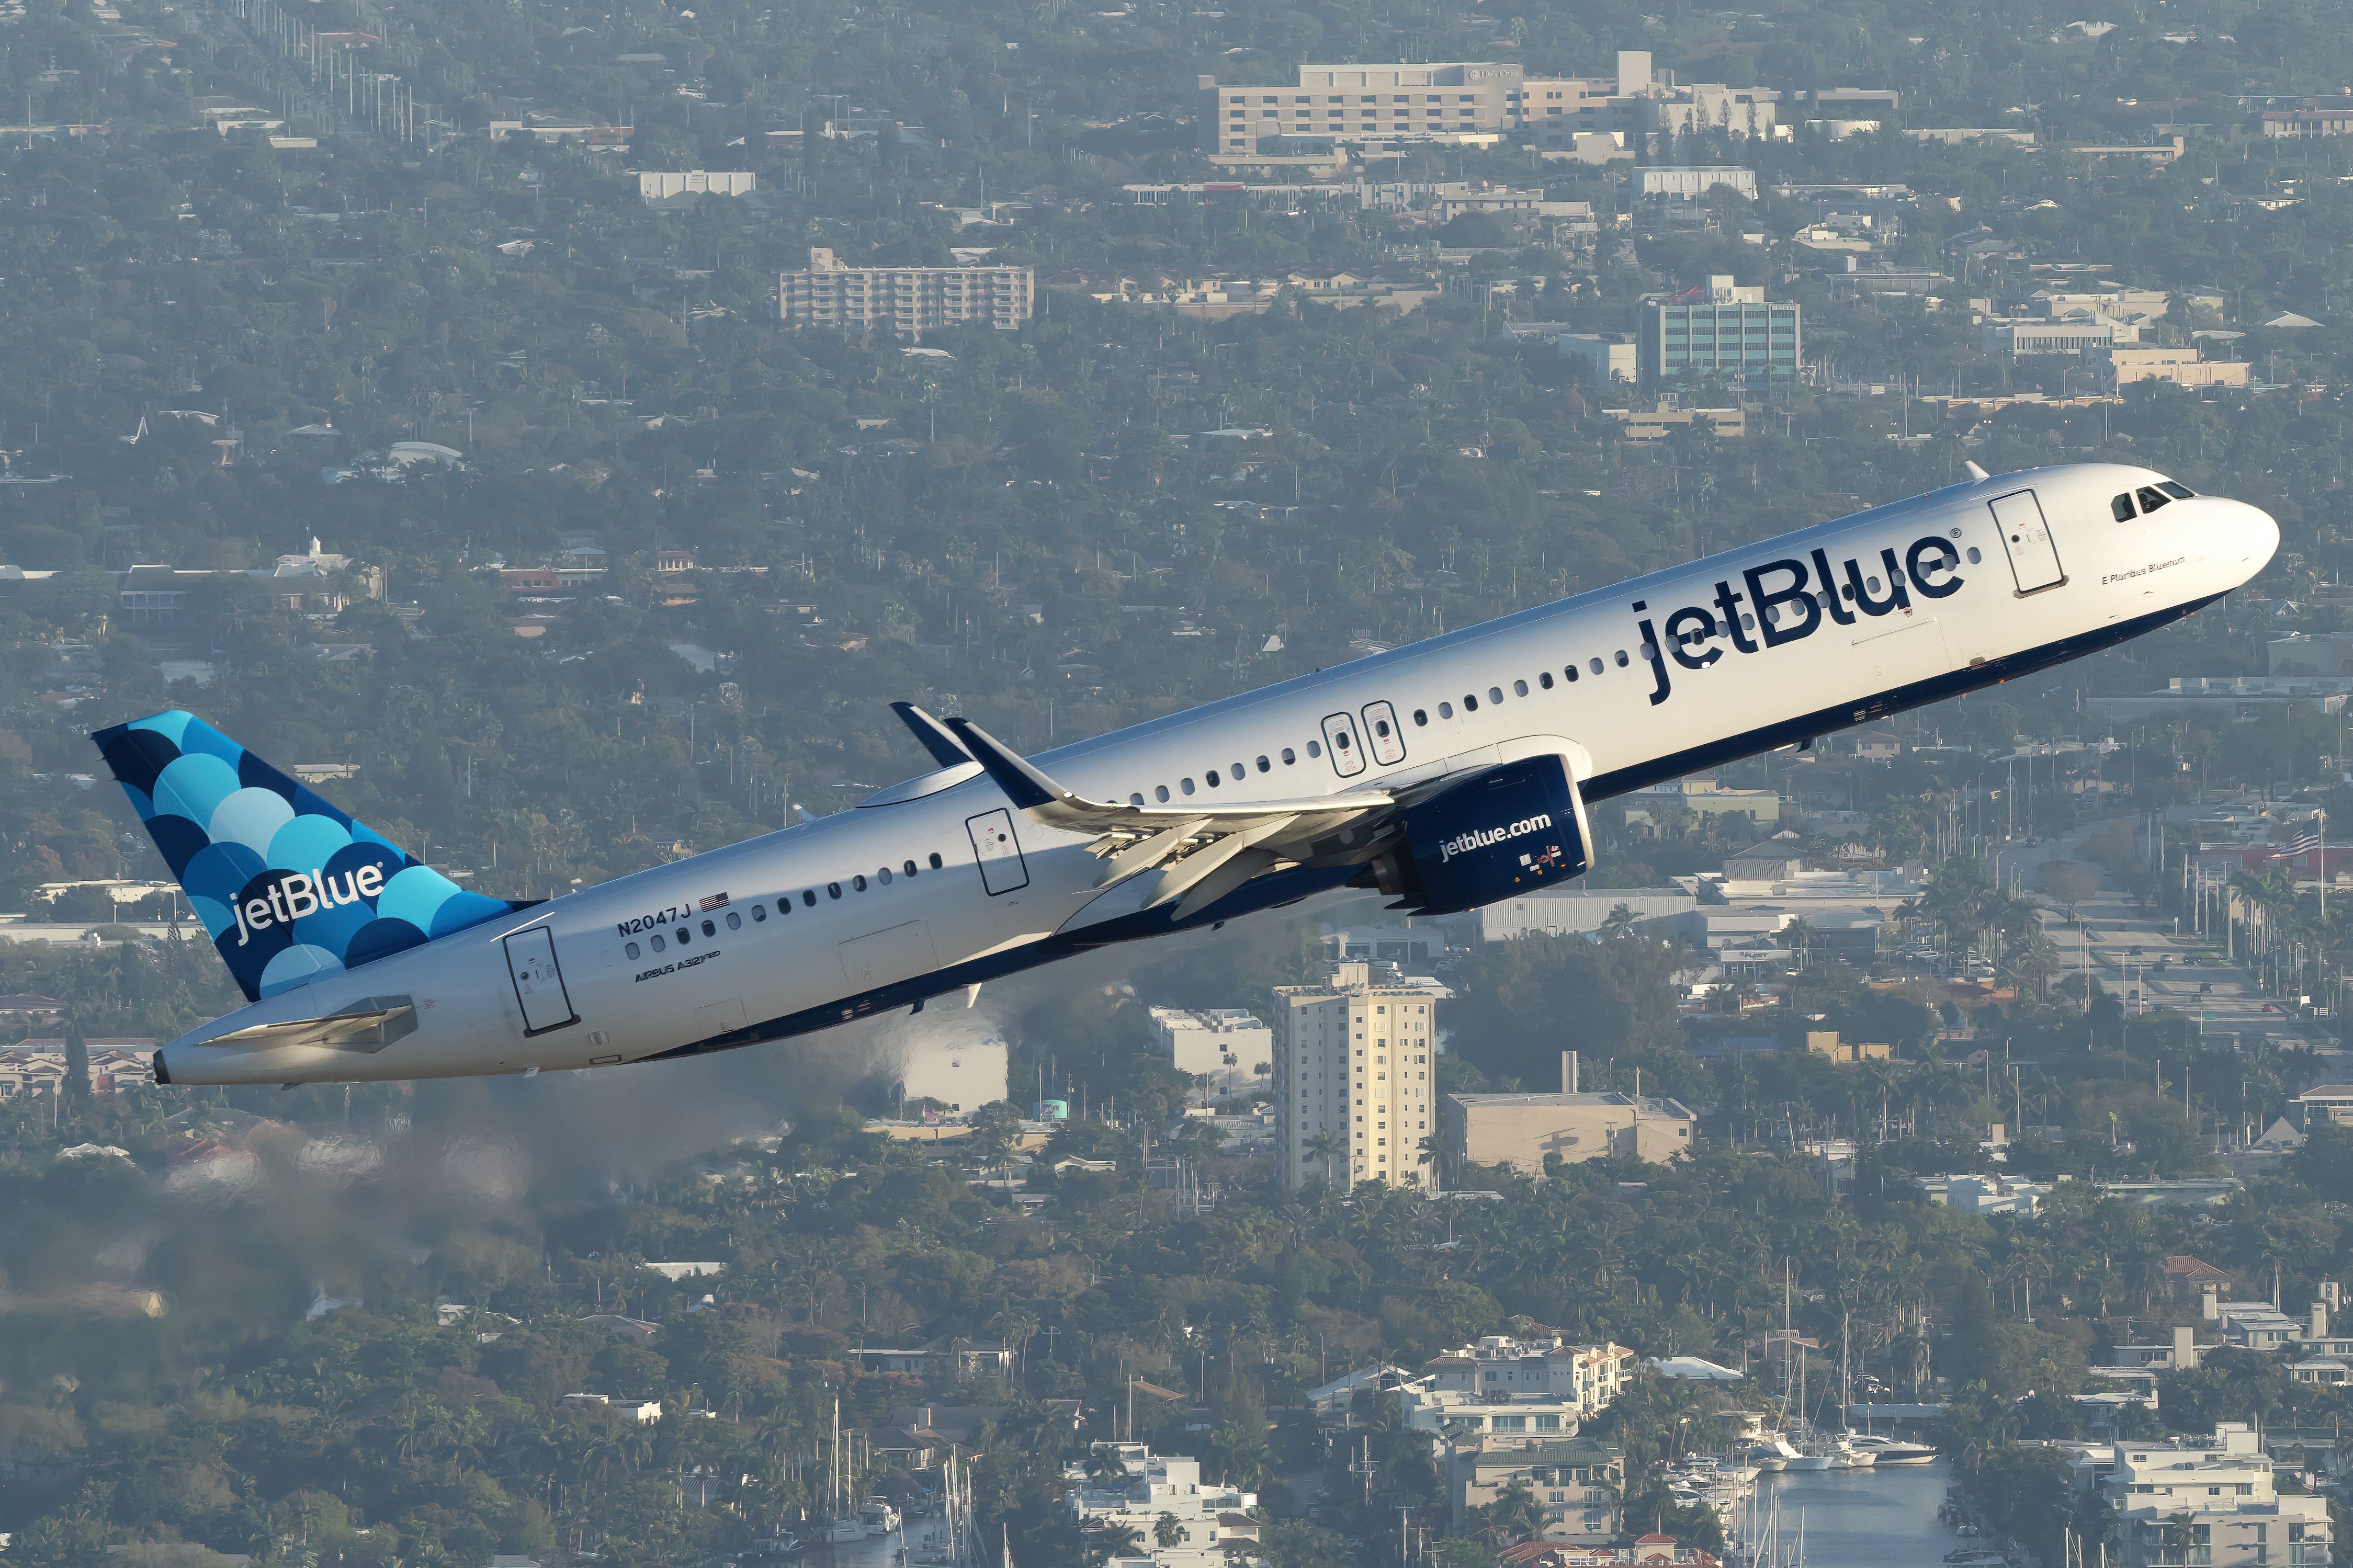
[940,716,1396,897]
[941,717,1394,833]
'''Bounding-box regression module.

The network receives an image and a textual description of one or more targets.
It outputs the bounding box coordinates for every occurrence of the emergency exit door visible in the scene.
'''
[1320,711,1367,777]
[1360,701,1407,766]
[1988,489,2066,594]
[503,926,578,1035]
[965,808,1031,895]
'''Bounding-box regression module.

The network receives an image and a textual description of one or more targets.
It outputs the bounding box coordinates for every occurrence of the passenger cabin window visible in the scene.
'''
[928,852,943,868]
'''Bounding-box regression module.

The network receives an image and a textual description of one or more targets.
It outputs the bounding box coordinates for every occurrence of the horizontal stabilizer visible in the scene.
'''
[201,997,418,1054]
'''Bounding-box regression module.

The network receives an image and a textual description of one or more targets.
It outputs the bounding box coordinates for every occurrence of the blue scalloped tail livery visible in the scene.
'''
[89,710,527,1003]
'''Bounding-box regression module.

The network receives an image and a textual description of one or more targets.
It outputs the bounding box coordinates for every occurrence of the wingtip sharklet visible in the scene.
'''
[890,701,974,770]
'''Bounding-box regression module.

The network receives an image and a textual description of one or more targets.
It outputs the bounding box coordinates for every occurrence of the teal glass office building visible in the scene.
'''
[1638,298,1801,386]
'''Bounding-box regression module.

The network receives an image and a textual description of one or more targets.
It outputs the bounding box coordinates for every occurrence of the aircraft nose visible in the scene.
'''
[2230,497,2281,574]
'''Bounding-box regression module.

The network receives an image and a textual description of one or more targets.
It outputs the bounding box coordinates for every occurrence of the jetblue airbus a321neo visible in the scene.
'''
[94,464,2277,1087]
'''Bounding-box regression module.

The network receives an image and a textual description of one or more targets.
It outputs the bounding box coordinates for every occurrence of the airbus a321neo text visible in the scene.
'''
[93,463,2277,1088]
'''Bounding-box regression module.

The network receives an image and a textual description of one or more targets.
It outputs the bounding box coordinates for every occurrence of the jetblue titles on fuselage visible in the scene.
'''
[1633,531,1967,707]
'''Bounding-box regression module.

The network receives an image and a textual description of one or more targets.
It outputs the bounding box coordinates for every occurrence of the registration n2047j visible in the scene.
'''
[615,904,696,937]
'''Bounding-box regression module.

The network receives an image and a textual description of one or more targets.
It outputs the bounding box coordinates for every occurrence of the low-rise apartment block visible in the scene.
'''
[1148,1006,1272,1100]
[1065,1445,1258,1568]
[1450,1436,1625,1543]
[1197,53,1781,158]
[1400,1383,1585,1441]
[780,247,1035,335]
[1420,1333,1636,1417]
[2074,1424,2332,1568]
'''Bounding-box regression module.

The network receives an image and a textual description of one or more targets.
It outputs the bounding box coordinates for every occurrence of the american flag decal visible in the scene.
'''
[699,892,731,912]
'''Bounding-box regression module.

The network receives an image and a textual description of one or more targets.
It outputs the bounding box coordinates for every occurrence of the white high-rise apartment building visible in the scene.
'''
[1274,961,1450,1190]
[779,247,1035,335]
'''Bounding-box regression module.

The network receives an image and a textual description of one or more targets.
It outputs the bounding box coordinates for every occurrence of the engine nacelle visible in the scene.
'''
[1366,753,1593,915]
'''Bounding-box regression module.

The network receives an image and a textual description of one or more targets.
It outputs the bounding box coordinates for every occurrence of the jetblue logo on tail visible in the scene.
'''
[231,865,389,946]
[90,710,525,1003]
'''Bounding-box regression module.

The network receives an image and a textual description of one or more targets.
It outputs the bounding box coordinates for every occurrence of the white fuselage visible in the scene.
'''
[157,464,2277,1085]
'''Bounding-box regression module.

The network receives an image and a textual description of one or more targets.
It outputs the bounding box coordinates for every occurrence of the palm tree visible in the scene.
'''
[1304,1130,1342,1187]
[1156,1514,1185,1548]
[1085,1446,1133,1487]
[1782,915,1814,971]
[1207,1421,1273,1489]
[1601,904,1641,940]
[1088,1521,1145,1564]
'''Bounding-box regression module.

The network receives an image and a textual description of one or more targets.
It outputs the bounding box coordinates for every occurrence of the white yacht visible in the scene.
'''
[1850,1435,1939,1467]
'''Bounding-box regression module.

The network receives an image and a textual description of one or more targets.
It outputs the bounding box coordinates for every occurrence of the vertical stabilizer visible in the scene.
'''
[91,709,526,1002]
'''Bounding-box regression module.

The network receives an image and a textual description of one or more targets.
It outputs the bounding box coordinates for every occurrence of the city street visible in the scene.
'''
[2005,816,2339,1063]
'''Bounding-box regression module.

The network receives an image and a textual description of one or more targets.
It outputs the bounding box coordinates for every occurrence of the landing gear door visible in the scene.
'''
[965,808,1031,895]
[1320,712,1367,777]
[1360,701,1407,766]
[1989,488,2065,594]
[503,925,578,1036]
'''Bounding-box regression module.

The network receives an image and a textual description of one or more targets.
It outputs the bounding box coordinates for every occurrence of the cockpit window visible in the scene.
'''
[2136,486,2172,514]
[2111,493,2136,521]
[2158,480,2195,499]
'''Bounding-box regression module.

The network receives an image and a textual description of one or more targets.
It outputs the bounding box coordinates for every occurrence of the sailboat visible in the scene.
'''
[825,1399,869,1541]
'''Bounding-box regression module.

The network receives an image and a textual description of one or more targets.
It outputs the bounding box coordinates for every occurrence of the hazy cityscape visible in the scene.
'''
[5,0,2353,1565]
